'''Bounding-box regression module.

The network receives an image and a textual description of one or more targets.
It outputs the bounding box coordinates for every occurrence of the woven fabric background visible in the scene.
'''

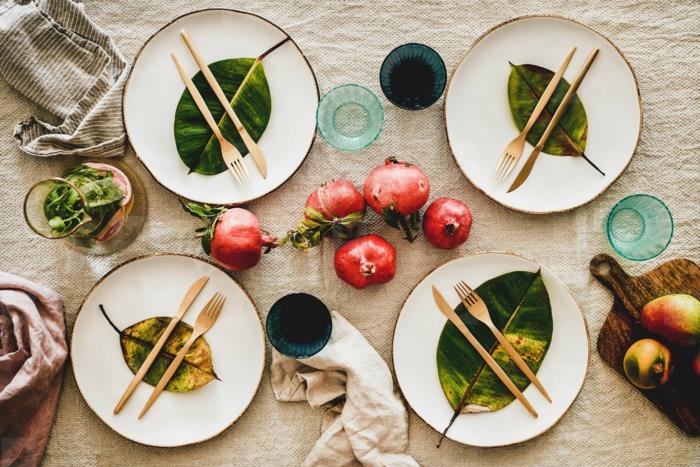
[1,1,698,465]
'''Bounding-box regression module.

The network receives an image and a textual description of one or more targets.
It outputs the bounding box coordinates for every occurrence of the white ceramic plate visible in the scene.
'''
[445,16,641,213]
[71,254,265,447]
[123,9,319,205]
[393,252,589,446]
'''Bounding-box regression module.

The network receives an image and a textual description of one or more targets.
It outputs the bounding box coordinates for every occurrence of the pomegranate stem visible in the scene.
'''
[397,214,417,242]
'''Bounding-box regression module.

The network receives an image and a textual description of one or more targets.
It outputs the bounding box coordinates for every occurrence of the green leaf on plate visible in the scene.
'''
[100,305,218,392]
[174,58,271,175]
[436,270,552,412]
[508,63,587,156]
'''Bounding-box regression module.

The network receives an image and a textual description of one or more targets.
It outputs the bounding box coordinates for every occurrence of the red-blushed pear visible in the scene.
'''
[693,349,700,377]
[422,197,472,250]
[623,338,672,389]
[334,234,396,289]
[640,294,700,346]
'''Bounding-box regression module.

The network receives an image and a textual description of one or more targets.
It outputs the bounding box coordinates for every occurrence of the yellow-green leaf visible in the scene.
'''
[508,63,587,156]
[120,317,218,392]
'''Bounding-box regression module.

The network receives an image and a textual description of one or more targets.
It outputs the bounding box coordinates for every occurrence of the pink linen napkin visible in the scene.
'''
[0,272,66,467]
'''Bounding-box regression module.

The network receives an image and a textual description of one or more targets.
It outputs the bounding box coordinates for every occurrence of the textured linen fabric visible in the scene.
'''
[0,0,127,158]
[0,0,698,466]
[271,311,417,467]
[0,272,66,467]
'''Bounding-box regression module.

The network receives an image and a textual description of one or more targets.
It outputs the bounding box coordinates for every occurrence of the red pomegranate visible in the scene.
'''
[363,157,430,242]
[422,197,472,249]
[210,208,277,270]
[334,234,396,289]
[305,179,365,219]
[183,202,277,271]
[285,180,365,250]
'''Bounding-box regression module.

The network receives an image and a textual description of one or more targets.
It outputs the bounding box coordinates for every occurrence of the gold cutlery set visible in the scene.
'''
[495,47,603,192]
[113,276,224,418]
[433,281,549,416]
[172,29,268,185]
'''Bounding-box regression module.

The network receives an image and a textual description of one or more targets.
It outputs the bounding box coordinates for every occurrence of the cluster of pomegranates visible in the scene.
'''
[183,157,473,289]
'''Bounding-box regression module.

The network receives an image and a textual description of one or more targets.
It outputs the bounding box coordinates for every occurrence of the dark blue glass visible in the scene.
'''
[380,43,447,110]
[266,293,332,359]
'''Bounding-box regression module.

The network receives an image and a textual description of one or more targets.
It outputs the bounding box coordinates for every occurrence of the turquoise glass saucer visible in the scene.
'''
[606,194,673,261]
[316,84,384,151]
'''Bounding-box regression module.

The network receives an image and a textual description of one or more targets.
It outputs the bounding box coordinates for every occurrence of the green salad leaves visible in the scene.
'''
[43,165,123,236]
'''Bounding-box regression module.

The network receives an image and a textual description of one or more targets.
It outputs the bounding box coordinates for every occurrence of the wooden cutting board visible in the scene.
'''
[590,254,700,435]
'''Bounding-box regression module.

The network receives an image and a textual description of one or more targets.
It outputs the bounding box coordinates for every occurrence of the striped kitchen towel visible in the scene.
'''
[0,0,127,157]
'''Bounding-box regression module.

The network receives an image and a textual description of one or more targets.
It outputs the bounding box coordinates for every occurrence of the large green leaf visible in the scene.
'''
[436,270,552,412]
[174,58,271,175]
[508,63,587,156]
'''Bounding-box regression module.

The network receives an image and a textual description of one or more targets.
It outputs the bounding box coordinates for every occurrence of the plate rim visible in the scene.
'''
[391,251,591,447]
[122,8,320,206]
[70,252,266,447]
[443,15,643,214]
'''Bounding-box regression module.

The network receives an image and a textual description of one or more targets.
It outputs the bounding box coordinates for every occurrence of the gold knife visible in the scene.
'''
[113,276,209,414]
[508,48,600,193]
[138,292,225,418]
[432,285,538,417]
[180,30,268,179]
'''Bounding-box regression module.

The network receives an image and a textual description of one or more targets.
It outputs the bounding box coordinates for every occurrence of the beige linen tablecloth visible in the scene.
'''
[0,1,698,465]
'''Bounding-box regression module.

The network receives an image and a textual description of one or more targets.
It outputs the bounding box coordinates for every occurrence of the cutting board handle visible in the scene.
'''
[590,254,640,319]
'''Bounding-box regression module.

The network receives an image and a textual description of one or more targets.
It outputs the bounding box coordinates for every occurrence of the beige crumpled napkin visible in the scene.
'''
[271,310,418,467]
[0,271,66,467]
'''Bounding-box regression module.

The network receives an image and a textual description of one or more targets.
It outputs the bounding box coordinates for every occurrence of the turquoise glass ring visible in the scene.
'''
[317,84,383,151]
[606,194,673,261]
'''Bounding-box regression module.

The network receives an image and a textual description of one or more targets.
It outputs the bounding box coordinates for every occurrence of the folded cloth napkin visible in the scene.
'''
[271,311,418,467]
[0,0,127,157]
[0,272,66,467]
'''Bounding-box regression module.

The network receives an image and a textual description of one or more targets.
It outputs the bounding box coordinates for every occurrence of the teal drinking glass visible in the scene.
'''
[379,43,447,110]
[266,293,333,359]
[606,194,673,261]
[316,84,384,151]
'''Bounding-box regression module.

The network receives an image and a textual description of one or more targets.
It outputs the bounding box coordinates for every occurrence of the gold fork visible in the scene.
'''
[138,292,226,418]
[432,286,537,417]
[455,280,552,402]
[507,48,600,193]
[494,47,576,181]
[181,30,268,179]
[113,276,209,414]
[172,53,249,184]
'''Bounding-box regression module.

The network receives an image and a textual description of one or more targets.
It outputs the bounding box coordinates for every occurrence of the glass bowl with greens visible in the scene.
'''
[24,161,146,255]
